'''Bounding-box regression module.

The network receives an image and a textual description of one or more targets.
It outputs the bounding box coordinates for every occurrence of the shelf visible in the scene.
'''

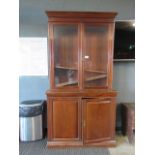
[55,65,106,74]
[85,69,106,74]
[86,74,107,81]
[56,80,78,87]
[55,65,77,70]
[56,74,107,87]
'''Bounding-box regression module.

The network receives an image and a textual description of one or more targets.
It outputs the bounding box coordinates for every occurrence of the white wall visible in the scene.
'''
[113,62,135,103]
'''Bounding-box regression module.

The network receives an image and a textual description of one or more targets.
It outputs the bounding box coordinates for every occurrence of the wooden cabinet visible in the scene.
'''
[46,12,117,147]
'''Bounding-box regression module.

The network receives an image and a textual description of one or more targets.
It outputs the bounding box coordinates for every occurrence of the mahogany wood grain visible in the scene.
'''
[46,11,117,147]
[48,23,54,89]
[46,12,117,23]
[46,89,117,97]
[47,97,53,141]
[53,100,78,139]
[46,11,117,18]
[107,23,115,89]
[48,98,81,142]
[83,98,115,144]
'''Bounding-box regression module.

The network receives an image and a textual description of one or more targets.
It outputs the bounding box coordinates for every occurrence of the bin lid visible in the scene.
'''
[19,100,44,117]
[20,100,44,107]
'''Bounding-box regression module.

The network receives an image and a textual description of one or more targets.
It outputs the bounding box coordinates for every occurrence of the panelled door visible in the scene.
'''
[83,98,116,144]
[47,97,82,144]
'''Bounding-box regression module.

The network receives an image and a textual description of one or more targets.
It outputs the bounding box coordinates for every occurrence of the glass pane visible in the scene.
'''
[83,25,109,88]
[53,25,79,88]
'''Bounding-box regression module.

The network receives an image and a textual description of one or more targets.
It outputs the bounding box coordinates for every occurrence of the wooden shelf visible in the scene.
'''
[56,80,78,87]
[55,65,106,74]
[85,69,106,74]
[55,65,77,70]
[86,74,107,81]
[56,74,107,87]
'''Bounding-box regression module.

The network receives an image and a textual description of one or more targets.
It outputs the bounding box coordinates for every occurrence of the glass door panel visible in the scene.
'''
[53,25,79,88]
[83,24,109,88]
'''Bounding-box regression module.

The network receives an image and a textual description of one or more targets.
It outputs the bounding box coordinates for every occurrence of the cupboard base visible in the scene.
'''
[47,90,117,148]
[47,140,116,148]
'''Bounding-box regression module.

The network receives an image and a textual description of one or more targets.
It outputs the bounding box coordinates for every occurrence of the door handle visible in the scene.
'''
[83,120,86,127]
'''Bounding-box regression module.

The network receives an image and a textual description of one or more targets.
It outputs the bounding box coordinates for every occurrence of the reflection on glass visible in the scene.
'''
[83,25,109,88]
[53,25,79,88]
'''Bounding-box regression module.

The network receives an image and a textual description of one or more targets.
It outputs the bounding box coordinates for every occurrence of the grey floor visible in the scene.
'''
[19,139,110,155]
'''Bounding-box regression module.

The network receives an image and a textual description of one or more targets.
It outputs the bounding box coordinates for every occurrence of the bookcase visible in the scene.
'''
[46,11,117,147]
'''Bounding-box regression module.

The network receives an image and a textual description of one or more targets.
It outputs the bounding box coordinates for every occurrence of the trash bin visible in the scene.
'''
[19,100,44,142]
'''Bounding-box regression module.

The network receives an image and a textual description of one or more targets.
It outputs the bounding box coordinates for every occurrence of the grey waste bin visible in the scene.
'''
[19,100,44,142]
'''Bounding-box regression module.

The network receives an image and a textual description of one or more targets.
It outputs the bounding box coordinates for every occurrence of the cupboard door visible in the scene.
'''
[82,24,111,88]
[83,98,116,144]
[48,98,81,142]
[52,24,79,88]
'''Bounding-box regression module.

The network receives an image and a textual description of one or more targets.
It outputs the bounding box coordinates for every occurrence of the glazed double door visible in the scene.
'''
[50,23,114,89]
[47,97,116,146]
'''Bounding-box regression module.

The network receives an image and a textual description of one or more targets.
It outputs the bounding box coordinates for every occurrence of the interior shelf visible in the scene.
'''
[85,69,106,74]
[56,74,107,87]
[56,80,78,87]
[86,74,107,81]
[55,65,106,74]
[55,65,77,71]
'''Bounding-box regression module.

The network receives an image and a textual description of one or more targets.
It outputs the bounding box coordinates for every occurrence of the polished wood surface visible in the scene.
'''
[46,11,117,23]
[47,98,82,142]
[52,99,79,139]
[46,89,117,97]
[46,11,117,18]
[46,11,117,147]
[83,98,115,144]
